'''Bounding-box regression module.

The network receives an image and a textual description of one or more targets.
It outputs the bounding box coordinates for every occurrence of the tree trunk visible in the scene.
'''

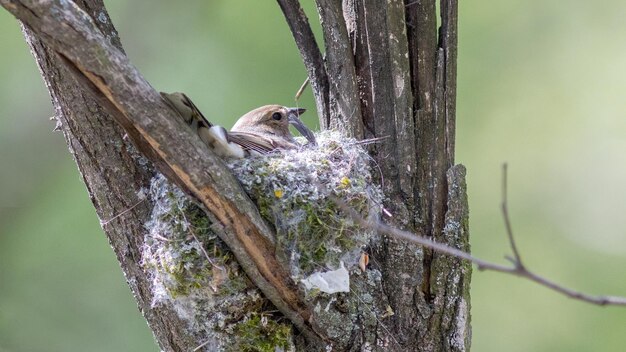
[3,0,470,351]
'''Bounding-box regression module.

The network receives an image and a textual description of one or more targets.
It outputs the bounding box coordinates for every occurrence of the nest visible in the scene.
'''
[227,130,383,280]
[140,130,383,349]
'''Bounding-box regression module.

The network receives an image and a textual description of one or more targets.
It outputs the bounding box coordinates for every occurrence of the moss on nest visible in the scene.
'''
[227,130,383,278]
[142,176,292,350]
[228,314,292,352]
[141,130,383,349]
[142,179,247,299]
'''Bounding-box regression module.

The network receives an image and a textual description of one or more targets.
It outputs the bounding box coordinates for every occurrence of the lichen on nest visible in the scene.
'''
[142,176,293,350]
[140,130,383,350]
[142,176,247,301]
[227,130,384,279]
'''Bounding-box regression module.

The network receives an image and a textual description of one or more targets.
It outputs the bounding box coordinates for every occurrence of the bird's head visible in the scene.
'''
[231,105,315,144]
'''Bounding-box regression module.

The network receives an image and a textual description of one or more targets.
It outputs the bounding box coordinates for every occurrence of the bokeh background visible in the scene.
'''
[1,1,626,351]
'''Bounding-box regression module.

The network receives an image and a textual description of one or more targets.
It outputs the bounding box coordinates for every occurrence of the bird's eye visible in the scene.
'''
[272,112,282,121]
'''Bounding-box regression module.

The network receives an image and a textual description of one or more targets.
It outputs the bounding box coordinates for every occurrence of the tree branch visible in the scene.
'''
[501,163,524,267]
[336,165,626,307]
[314,0,364,137]
[276,0,330,128]
[440,0,458,166]
[1,0,324,344]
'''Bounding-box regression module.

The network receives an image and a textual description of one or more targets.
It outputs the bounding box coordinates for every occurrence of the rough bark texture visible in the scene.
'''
[14,2,187,349]
[3,0,470,351]
[276,0,330,128]
[285,1,469,349]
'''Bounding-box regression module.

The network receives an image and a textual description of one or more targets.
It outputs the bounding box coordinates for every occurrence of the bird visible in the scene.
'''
[160,92,316,159]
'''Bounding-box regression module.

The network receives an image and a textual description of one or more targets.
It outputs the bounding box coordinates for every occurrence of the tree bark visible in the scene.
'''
[3,0,470,351]
[284,1,470,349]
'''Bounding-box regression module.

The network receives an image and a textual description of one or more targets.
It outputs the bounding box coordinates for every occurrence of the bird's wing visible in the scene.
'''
[160,92,213,130]
[227,131,288,155]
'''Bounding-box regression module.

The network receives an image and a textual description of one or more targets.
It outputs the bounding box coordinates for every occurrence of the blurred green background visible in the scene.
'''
[1,1,625,351]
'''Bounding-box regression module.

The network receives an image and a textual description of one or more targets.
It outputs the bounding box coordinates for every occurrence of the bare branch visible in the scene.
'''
[276,0,330,127]
[501,163,524,267]
[314,0,364,137]
[440,0,459,165]
[333,167,626,307]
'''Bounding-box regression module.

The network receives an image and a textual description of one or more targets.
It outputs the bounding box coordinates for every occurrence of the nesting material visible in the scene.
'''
[227,130,384,281]
[301,262,350,294]
[140,130,383,350]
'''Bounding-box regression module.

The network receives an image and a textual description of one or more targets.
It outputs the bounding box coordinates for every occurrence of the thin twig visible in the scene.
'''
[328,171,626,307]
[348,136,390,146]
[100,198,146,227]
[501,163,523,267]
[180,210,225,273]
[193,339,211,352]
[295,76,309,101]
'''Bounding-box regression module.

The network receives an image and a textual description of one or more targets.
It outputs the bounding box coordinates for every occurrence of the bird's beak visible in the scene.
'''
[287,107,317,145]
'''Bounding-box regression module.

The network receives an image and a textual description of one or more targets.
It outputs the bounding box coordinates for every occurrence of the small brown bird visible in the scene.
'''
[161,92,316,158]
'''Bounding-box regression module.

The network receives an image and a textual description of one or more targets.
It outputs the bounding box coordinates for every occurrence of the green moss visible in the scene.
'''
[143,176,292,348]
[143,180,252,299]
[230,314,292,352]
[227,131,383,279]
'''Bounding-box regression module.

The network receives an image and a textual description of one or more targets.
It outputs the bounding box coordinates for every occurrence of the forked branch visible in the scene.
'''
[336,164,626,307]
